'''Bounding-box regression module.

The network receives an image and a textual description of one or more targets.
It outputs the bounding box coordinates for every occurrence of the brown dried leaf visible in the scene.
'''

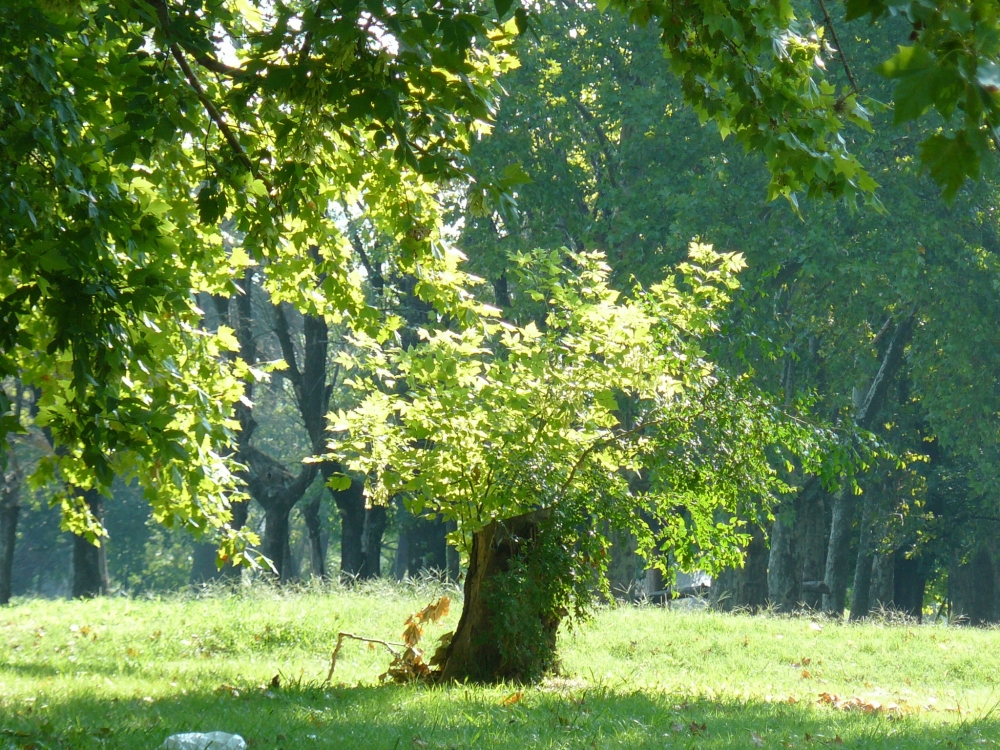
[402,619,423,648]
[501,691,523,706]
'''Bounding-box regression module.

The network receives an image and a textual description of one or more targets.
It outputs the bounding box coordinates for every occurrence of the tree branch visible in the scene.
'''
[817,0,860,95]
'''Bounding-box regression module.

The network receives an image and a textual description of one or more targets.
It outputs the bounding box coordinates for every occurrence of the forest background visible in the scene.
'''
[4,0,1000,650]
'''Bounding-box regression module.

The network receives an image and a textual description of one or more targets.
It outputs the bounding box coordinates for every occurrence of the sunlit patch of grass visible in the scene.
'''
[2,585,1000,749]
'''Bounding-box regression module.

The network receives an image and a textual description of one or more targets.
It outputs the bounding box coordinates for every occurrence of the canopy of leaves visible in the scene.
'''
[328,245,842,574]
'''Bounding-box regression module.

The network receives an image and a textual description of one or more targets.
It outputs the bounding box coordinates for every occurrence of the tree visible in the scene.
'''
[328,245,826,681]
[0,0,516,568]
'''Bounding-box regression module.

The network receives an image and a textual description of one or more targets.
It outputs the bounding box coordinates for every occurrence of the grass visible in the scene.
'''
[3,582,1000,749]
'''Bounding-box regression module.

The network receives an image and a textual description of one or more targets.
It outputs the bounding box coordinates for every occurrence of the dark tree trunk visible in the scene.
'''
[0,471,20,606]
[768,505,799,612]
[242,445,317,583]
[333,477,366,579]
[438,511,557,683]
[949,542,1000,625]
[360,505,387,579]
[263,508,291,581]
[190,544,221,584]
[893,550,927,621]
[191,498,250,583]
[870,551,894,609]
[799,487,828,610]
[393,507,448,578]
[72,490,109,598]
[302,495,326,579]
[849,490,879,620]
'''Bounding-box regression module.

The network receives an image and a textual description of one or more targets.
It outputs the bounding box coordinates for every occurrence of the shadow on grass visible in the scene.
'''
[3,682,998,750]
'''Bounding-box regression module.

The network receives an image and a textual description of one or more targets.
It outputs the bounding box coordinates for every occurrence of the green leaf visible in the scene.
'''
[919,132,980,202]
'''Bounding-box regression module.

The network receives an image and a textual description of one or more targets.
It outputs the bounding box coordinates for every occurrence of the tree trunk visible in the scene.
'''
[893,550,927,621]
[824,314,913,616]
[190,544,221,584]
[849,491,878,620]
[822,488,856,616]
[360,505,387,579]
[870,551,894,609]
[72,490,109,598]
[606,524,639,600]
[334,478,366,579]
[949,542,1000,625]
[395,509,448,577]
[768,504,800,612]
[438,511,557,683]
[799,488,828,610]
[302,494,326,579]
[445,519,461,582]
[0,474,20,606]
[262,506,291,582]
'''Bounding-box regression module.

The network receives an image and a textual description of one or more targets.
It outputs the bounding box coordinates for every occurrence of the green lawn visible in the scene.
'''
[2,582,999,749]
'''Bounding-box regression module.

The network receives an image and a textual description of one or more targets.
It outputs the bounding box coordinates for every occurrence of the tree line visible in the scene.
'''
[4,0,1000,682]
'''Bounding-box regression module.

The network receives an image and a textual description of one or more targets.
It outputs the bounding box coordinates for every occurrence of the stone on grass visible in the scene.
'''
[159,732,246,750]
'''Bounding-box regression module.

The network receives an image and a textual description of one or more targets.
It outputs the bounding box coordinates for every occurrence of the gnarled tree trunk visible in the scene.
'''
[438,511,557,683]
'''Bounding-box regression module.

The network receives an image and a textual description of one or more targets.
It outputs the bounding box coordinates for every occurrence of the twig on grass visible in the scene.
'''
[324,632,406,684]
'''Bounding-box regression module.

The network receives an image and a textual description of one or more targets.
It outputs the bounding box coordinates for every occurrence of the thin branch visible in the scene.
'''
[168,44,271,193]
[325,632,405,684]
[817,0,860,94]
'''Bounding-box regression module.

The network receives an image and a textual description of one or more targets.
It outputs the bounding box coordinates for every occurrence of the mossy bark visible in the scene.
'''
[438,510,559,683]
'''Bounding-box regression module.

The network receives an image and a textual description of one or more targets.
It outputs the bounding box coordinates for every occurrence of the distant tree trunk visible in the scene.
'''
[948,541,1000,625]
[394,509,448,577]
[821,488,856,615]
[393,518,410,581]
[849,490,879,620]
[870,551,894,609]
[712,523,768,611]
[360,505,387,579]
[893,551,927,621]
[332,476,366,579]
[606,525,639,600]
[302,494,326,579]
[768,503,799,612]
[262,506,291,580]
[72,489,109,598]
[190,544,220,584]
[824,315,914,616]
[799,487,829,610]
[190,497,250,583]
[242,446,317,583]
[0,465,21,606]
[438,511,556,683]
[445,519,461,582]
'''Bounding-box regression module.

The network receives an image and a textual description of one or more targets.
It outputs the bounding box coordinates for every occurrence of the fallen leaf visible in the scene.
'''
[501,691,523,706]
[751,731,765,747]
[809,622,823,632]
